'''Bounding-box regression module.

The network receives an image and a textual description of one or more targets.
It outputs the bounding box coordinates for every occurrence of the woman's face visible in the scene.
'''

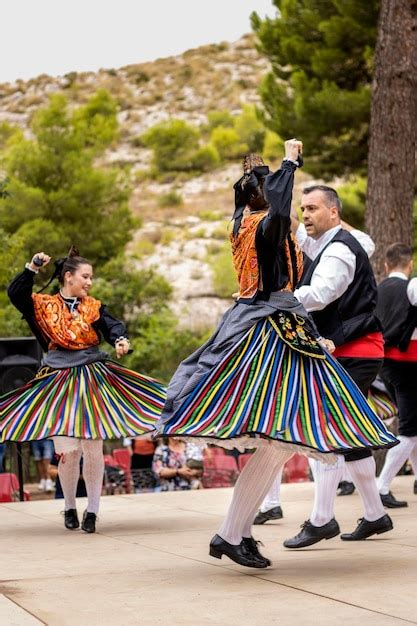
[64,264,93,298]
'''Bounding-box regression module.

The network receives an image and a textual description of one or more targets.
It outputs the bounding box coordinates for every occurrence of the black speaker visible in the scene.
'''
[0,337,43,394]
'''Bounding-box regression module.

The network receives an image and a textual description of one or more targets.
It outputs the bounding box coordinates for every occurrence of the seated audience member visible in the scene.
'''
[152,438,199,491]
[31,439,55,492]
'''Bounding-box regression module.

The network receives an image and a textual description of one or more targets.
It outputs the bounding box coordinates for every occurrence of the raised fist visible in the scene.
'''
[284,138,303,162]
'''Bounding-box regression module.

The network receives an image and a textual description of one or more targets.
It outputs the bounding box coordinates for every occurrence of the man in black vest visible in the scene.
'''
[376,243,417,505]
[283,185,393,547]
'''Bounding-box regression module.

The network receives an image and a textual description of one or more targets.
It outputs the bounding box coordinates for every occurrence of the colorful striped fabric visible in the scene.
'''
[368,388,397,422]
[161,317,397,454]
[1,361,166,442]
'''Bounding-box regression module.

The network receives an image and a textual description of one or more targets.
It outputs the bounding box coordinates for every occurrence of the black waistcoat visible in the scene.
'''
[376,277,417,350]
[300,229,380,346]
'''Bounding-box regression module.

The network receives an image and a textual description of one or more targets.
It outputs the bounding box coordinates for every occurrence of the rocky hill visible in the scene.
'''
[0,35,311,331]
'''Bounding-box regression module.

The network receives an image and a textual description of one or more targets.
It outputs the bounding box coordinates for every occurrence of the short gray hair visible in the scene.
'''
[302,185,343,216]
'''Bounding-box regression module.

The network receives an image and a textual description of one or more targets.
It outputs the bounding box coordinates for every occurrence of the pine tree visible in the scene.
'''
[251,0,379,177]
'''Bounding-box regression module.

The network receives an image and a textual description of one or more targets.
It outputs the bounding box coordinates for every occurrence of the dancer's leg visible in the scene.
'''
[408,438,417,476]
[348,456,385,521]
[58,449,82,511]
[81,439,104,514]
[259,467,284,513]
[309,457,343,526]
[377,436,416,495]
[218,445,293,545]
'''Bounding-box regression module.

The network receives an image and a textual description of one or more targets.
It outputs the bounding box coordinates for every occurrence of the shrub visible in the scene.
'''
[207,241,237,298]
[262,130,283,162]
[206,110,234,131]
[210,126,248,160]
[234,105,265,153]
[142,119,199,172]
[157,191,183,207]
[189,144,220,171]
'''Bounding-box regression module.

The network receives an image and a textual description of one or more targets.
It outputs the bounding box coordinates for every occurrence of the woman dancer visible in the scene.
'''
[1,247,165,533]
[157,140,397,568]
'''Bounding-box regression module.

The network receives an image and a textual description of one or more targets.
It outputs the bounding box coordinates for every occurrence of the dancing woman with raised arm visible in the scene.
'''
[1,247,165,533]
[156,140,397,568]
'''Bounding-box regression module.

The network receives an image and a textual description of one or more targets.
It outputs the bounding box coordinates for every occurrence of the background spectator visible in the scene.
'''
[31,440,54,492]
[153,438,199,491]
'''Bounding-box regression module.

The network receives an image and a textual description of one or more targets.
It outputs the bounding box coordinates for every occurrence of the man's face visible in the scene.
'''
[301,190,340,239]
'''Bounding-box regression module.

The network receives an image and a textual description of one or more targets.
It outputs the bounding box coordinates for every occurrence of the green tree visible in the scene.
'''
[0,90,133,268]
[252,1,379,177]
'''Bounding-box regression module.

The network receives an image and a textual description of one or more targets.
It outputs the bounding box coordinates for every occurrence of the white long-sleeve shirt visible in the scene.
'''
[388,271,417,340]
[294,224,375,312]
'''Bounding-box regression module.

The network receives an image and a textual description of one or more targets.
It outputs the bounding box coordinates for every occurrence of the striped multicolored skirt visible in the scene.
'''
[159,311,398,459]
[0,360,166,442]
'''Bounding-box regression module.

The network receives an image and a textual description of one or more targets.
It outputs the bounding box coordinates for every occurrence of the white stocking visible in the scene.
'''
[377,436,417,495]
[259,467,284,512]
[408,439,417,476]
[218,445,293,545]
[348,456,385,521]
[58,449,82,511]
[310,457,344,526]
[81,439,104,515]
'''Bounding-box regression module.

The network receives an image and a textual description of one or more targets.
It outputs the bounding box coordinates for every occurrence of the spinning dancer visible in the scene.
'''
[1,247,165,533]
[157,141,397,568]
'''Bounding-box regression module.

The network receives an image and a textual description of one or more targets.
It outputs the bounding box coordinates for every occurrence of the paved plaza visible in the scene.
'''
[1,476,416,625]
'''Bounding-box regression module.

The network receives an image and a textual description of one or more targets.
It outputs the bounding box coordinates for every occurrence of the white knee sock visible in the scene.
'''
[377,436,417,495]
[310,457,343,527]
[260,467,283,512]
[58,449,82,511]
[81,440,104,515]
[340,461,353,483]
[408,438,417,476]
[218,445,293,545]
[348,456,385,521]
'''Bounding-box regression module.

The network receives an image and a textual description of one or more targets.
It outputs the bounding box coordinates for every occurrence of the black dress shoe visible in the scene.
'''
[380,491,408,508]
[209,534,269,568]
[242,537,271,566]
[81,511,97,534]
[337,481,355,496]
[283,519,340,549]
[340,514,393,541]
[413,480,417,495]
[253,506,283,525]
[64,509,79,530]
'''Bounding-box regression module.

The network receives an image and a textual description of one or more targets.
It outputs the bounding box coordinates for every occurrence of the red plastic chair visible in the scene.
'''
[283,454,310,483]
[210,454,238,471]
[0,473,31,502]
[112,449,133,493]
[103,454,118,467]
[202,468,238,489]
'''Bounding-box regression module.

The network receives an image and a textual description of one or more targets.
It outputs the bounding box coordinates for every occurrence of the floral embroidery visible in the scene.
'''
[269,312,325,359]
[231,212,303,299]
[32,293,101,350]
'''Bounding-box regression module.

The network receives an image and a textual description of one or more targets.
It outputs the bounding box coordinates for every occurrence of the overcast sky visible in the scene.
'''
[0,0,275,83]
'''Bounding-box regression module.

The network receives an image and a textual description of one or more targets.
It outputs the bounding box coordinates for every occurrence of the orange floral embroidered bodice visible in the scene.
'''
[230,212,303,300]
[32,293,101,350]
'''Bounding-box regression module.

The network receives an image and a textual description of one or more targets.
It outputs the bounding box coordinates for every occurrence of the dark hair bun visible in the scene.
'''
[68,245,80,258]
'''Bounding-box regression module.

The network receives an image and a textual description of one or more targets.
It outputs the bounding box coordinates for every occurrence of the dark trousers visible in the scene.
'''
[337,357,383,462]
[381,359,417,437]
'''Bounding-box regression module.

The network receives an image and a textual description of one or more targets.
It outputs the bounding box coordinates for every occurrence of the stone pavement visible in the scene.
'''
[0,475,416,626]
